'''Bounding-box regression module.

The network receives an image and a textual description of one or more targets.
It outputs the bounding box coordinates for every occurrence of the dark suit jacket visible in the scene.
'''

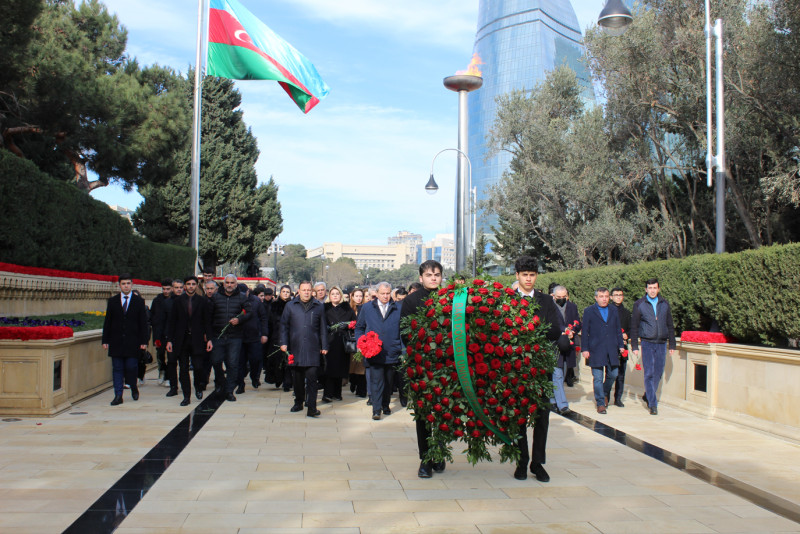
[102,292,149,358]
[355,299,402,366]
[581,304,624,367]
[165,292,212,356]
[555,300,581,367]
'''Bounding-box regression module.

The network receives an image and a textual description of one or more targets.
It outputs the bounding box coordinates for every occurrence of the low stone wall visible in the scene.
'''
[0,330,113,416]
[577,340,800,441]
[0,270,160,316]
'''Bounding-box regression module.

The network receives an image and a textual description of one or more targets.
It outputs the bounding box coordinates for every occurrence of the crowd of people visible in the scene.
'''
[101,258,676,480]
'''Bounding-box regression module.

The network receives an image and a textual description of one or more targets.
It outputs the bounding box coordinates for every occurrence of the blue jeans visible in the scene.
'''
[212,337,242,394]
[641,340,667,408]
[550,360,568,410]
[591,365,619,407]
[112,356,138,396]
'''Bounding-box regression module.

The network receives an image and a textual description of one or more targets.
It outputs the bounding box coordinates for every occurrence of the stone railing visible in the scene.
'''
[577,340,800,441]
[0,270,160,316]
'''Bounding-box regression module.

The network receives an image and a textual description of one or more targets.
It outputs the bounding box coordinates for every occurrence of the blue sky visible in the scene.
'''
[94,0,604,248]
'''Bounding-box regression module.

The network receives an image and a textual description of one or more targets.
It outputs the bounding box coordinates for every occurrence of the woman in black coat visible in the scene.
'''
[323,286,356,402]
[265,284,292,390]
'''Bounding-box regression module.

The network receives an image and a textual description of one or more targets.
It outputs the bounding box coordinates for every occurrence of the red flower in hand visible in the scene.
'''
[634,363,642,371]
[357,331,383,359]
[348,321,356,329]
[288,353,295,365]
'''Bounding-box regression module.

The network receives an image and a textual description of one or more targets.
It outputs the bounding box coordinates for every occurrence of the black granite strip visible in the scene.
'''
[61,393,226,534]
[560,409,800,525]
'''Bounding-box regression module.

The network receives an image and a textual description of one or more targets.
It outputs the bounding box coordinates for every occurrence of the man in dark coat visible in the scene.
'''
[581,287,625,414]
[611,287,632,407]
[401,260,445,478]
[280,281,328,417]
[208,274,252,401]
[550,285,581,415]
[150,278,173,385]
[165,275,212,406]
[355,281,402,421]
[513,256,564,482]
[237,283,269,394]
[630,278,676,415]
[102,274,149,406]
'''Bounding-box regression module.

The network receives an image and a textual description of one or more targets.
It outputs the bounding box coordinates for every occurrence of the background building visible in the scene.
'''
[307,243,413,271]
[468,0,595,235]
[416,234,456,271]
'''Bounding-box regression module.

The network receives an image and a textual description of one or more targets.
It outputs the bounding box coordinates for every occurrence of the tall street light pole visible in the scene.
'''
[598,0,726,253]
[426,147,474,273]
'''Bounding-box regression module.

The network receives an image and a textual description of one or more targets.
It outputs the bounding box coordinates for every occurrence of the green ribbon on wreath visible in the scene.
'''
[451,287,513,445]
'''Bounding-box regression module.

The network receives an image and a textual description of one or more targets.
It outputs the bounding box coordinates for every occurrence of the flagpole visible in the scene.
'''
[190,0,208,275]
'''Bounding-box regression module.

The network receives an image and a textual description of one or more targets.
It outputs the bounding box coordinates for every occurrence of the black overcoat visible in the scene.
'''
[165,292,212,356]
[102,292,149,358]
[324,302,356,378]
[279,297,328,367]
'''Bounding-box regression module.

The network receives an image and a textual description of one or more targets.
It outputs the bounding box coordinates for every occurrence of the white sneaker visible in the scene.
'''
[137,378,145,386]
[157,370,165,385]
[123,384,131,389]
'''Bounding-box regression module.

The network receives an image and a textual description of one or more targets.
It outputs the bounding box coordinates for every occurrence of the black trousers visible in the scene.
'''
[167,339,205,397]
[156,345,167,372]
[614,357,628,402]
[516,404,550,466]
[323,376,343,399]
[292,365,318,410]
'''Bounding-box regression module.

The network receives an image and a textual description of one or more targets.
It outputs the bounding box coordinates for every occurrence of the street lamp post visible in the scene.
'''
[426,147,474,273]
[597,0,726,253]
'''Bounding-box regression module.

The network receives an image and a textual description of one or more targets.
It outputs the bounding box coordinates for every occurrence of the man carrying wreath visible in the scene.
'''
[355,281,402,421]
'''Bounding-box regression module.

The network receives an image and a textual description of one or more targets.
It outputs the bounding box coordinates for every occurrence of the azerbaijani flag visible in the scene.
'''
[207,0,330,113]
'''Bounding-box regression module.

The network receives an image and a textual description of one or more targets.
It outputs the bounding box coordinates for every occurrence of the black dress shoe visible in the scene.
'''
[283,386,291,392]
[372,412,381,420]
[321,396,332,403]
[131,386,139,401]
[514,464,528,480]
[225,393,236,402]
[382,407,391,415]
[650,406,658,415]
[559,407,573,416]
[366,399,372,406]
[166,389,178,397]
[333,395,343,401]
[565,378,575,387]
[530,463,550,482]
[614,399,625,408]
[252,379,260,389]
[307,409,321,417]
[180,398,190,406]
[196,390,203,400]
[110,395,123,406]
[290,404,303,412]
[433,461,446,473]
[236,385,245,394]
[417,461,433,478]
[400,398,407,407]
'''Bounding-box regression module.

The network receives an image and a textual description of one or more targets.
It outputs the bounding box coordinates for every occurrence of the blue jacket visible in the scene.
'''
[355,299,402,366]
[279,297,328,367]
[581,304,624,367]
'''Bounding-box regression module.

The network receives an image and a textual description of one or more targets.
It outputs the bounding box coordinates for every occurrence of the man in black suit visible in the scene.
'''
[513,256,564,482]
[102,274,150,406]
[165,275,213,406]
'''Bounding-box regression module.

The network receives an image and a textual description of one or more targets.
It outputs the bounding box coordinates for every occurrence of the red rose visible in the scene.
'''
[465,306,474,314]
[490,358,501,369]
[425,299,434,306]
[442,306,452,313]
[475,362,489,375]
[439,423,450,432]
[478,287,489,295]
[430,320,439,329]
[475,318,486,326]
[348,321,356,329]
[454,430,464,437]
[471,295,482,303]
[427,414,436,423]
[490,322,500,331]
[473,279,485,286]
[426,308,435,317]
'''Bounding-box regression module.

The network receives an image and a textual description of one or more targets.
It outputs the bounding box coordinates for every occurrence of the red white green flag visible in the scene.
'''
[207,0,329,113]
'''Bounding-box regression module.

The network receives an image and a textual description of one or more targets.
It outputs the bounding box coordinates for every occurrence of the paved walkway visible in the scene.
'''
[0,371,799,534]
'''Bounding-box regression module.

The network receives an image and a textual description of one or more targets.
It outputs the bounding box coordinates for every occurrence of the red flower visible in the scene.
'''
[635,363,642,370]
[475,318,486,326]
[478,287,489,295]
[473,279,485,286]
[357,331,383,359]
[471,295,482,303]
[348,321,356,329]
[288,354,295,365]
[475,362,489,375]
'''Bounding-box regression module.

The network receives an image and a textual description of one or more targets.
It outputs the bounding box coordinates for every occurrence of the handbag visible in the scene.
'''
[141,349,154,364]
[343,331,357,354]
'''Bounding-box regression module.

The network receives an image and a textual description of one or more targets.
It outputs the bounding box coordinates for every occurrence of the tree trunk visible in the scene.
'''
[2,126,42,158]
[726,166,762,248]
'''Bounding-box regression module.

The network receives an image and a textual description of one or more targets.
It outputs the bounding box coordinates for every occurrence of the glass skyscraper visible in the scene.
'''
[468,0,594,235]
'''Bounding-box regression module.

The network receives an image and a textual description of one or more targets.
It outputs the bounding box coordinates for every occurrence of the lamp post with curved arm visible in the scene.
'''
[426,147,473,273]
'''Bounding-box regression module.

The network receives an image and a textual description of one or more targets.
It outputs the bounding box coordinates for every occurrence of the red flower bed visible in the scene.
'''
[0,326,74,341]
[680,331,736,344]
[0,262,159,286]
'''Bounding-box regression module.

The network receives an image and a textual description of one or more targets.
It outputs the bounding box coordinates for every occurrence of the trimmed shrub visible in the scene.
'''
[0,149,195,280]
[498,244,800,346]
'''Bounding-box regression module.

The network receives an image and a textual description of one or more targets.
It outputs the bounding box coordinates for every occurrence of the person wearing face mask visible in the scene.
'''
[550,285,581,415]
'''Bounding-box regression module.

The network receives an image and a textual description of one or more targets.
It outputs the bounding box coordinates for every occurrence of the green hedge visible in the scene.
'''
[0,149,195,281]
[498,244,800,345]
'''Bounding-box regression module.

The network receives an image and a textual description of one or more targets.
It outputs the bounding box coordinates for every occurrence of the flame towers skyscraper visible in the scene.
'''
[468,0,594,235]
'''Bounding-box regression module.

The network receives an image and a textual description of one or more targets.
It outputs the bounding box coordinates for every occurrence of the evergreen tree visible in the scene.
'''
[133,75,283,269]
